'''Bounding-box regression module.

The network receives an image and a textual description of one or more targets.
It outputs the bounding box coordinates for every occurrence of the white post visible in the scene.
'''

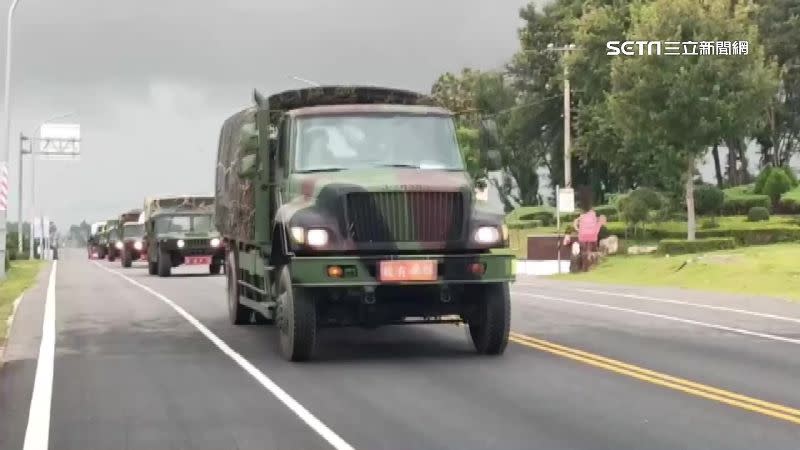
[563,64,572,188]
[556,185,561,274]
[0,0,23,277]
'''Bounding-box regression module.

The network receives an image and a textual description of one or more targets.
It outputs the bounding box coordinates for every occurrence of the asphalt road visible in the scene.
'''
[2,249,800,450]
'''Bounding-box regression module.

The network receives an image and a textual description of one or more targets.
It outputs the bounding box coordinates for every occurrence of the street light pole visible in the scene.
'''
[0,0,23,277]
[18,133,27,256]
[546,43,577,188]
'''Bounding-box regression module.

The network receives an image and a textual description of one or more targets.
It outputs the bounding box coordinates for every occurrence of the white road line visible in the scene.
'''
[23,262,57,450]
[513,290,800,346]
[514,282,800,324]
[93,262,355,450]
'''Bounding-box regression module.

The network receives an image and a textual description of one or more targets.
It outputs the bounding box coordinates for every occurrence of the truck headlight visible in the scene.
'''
[290,226,305,244]
[210,238,221,247]
[115,241,123,250]
[177,239,185,248]
[133,241,143,251]
[474,226,501,244]
[306,229,329,247]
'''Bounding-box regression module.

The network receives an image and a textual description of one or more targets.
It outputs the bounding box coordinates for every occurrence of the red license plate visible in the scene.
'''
[185,256,212,265]
[378,260,437,282]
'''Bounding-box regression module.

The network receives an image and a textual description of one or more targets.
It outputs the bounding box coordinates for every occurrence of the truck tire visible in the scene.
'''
[122,250,132,268]
[147,258,158,275]
[226,248,250,325]
[468,282,511,355]
[107,249,116,262]
[157,247,171,277]
[275,266,317,362]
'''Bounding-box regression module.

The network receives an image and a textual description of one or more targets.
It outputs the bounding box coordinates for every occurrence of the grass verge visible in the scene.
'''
[0,260,44,345]
[551,243,800,301]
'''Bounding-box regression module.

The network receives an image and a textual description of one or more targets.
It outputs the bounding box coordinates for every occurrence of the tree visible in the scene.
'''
[694,184,725,216]
[607,0,778,240]
[763,169,792,206]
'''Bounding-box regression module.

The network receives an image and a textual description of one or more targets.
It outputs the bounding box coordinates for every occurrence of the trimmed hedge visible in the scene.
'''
[507,219,543,230]
[721,194,771,215]
[747,206,770,222]
[605,222,800,246]
[657,237,736,255]
[777,197,800,214]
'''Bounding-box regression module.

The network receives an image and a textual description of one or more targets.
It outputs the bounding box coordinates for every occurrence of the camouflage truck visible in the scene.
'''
[143,195,224,277]
[215,86,514,361]
[87,221,107,259]
[118,209,145,268]
[104,219,122,262]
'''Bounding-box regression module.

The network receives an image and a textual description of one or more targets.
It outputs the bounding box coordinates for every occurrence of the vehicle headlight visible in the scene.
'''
[133,241,143,250]
[306,229,329,247]
[501,224,509,242]
[177,239,185,248]
[210,238,221,247]
[474,226,501,244]
[115,241,123,250]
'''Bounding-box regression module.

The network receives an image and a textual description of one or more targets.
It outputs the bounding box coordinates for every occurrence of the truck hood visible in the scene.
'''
[155,231,220,240]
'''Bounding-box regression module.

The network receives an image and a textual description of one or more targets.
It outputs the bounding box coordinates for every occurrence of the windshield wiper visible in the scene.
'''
[375,163,420,169]
[296,167,346,173]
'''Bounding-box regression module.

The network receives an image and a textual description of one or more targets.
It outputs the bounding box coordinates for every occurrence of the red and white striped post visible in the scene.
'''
[0,163,8,211]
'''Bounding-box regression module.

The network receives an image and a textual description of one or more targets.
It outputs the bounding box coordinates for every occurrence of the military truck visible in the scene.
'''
[118,209,145,268]
[215,86,514,361]
[104,220,122,262]
[143,195,224,277]
[87,221,106,259]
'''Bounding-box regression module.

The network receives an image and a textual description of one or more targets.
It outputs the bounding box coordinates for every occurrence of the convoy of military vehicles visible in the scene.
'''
[88,85,514,362]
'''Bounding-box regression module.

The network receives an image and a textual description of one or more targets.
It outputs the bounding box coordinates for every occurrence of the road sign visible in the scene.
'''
[39,123,81,160]
[558,187,575,213]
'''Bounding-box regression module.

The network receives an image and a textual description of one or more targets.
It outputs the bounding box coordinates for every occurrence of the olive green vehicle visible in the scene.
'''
[97,219,120,261]
[216,86,514,362]
[118,209,145,268]
[143,195,225,277]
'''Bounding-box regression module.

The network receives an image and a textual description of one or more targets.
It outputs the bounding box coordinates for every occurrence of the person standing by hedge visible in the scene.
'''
[571,189,607,272]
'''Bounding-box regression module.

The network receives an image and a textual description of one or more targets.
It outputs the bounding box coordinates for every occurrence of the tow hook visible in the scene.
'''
[363,286,376,305]
[440,287,452,303]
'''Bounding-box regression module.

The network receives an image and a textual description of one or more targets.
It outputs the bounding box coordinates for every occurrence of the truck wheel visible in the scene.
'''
[209,260,222,275]
[226,248,250,325]
[157,247,171,277]
[275,266,317,362]
[147,257,158,275]
[468,282,511,355]
[122,250,132,268]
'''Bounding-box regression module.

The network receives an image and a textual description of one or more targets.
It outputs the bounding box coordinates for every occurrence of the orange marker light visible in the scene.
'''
[327,265,344,278]
[468,263,485,275]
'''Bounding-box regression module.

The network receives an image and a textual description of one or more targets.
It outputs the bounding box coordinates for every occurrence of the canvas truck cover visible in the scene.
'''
[215,107,257,241]
[143,196,215,221]
[119,209,142,225]
[90,221,105,236]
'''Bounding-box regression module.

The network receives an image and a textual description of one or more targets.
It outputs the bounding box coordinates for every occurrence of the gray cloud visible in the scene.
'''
[1,0,539,228]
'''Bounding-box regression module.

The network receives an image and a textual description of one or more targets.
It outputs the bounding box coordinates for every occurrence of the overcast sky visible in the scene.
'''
[0,0,542,229]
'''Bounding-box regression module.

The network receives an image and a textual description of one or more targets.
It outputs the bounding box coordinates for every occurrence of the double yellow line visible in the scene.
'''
[509,332,800,426]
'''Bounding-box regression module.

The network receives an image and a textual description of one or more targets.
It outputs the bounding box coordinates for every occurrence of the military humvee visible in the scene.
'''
[118,209,145,268]
[97,219,119,261]
[87,221,106,259]
[143,195,224,277]
[215,86,514,362]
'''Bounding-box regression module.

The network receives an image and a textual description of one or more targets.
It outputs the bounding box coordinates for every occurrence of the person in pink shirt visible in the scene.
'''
[570,193,607,271]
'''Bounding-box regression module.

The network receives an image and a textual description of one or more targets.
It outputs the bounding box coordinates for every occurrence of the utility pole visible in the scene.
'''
[0,0,23,278]
[18,133,28,255]
[546,43,577,188]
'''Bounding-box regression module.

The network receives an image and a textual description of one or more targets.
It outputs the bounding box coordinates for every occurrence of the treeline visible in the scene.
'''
[430,0,798,237]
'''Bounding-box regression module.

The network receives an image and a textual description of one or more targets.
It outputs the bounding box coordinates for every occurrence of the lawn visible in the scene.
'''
[0,260,44,345]
[551,243,800,301]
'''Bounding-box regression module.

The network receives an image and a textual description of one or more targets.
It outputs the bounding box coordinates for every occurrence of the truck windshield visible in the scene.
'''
[293,114,465,172]
[123,224,145,238]
[155,215,215,234]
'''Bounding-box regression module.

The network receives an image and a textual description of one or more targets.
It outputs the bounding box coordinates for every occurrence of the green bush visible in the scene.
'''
[763,170,793,205]
[507,219,543,230]
[700,218,720,229]
[777,197,800,214]
[753,167,773,194]
[657,237,736,255]
[629,187,664,210]
[747,206,770,222]
[721,194,771,215]
[618,195,650,228]
[781,166,799,188]
[694,184,725,216]
[519,211,554,226]
[594,204,618,217]
[604,220,800,246]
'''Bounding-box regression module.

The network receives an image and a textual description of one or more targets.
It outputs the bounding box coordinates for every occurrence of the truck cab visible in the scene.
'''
[87,221,106,259]
[106,223,122,262]
[216,86,513,361]
[143,196,225,277]
[120,221,146,268]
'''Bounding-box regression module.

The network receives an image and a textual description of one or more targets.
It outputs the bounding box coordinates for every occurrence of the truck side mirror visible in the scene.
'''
[238,153,259,178]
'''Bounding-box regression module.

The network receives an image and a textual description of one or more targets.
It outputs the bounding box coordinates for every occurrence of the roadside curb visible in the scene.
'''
[0,293,25,367]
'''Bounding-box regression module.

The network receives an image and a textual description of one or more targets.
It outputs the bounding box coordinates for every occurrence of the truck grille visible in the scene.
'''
[345,192,464,242]
[184,238,210,248]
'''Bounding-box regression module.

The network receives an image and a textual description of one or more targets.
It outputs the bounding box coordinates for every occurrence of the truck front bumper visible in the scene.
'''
[289,253,515,287]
